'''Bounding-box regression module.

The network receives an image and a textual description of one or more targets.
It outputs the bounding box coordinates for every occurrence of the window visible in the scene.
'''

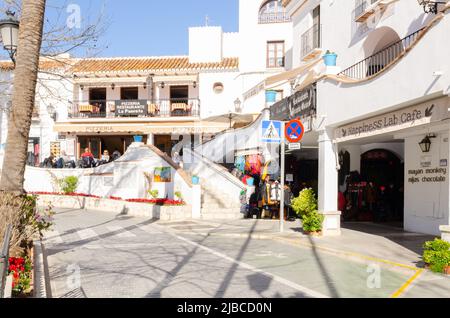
[259,0,290,24]
[120,87,139,100]
[267,41,285,68]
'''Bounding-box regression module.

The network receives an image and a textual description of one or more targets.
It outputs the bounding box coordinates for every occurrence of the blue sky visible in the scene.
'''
[54,0,239,58]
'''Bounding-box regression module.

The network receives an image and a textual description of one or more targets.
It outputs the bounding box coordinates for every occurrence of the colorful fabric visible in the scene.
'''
[235,156,246,172]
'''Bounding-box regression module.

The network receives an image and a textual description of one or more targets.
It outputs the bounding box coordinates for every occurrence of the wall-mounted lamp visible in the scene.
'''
[80,85,84,91]
[419,134,437,153]
[111,83,115,90]
[234,98,242,113]
[160,82,165,89]
[143,82,147,89]
[193,81,197,88]
[417,1,446,14]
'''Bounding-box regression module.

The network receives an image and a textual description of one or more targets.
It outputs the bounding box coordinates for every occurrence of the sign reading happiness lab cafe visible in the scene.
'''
[335,98,449,142]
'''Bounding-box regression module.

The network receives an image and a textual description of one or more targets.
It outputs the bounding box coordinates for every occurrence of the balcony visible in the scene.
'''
[339,28,425,80]
[69,98,200,119]
[258,12,291,24]
[301,23,322,61]
[354,0,386,23]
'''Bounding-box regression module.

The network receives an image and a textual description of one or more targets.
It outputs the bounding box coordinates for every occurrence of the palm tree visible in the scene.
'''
[0,0,47,193]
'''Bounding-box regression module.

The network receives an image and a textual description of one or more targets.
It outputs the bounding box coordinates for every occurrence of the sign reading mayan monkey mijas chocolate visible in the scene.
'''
[335,97,449,142]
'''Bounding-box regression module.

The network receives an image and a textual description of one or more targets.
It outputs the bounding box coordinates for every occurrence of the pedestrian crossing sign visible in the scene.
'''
[261,120,283,143]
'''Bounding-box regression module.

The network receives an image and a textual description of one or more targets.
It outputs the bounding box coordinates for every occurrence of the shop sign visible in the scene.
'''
[407,167,447,184]
[84,126,114,133]
[270,83,317,122]
[288,83,317,119]
[115,100,148,116]
[288,143,301,150]
[335,98,449,142]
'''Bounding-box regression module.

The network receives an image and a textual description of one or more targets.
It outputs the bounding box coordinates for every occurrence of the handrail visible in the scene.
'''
[339,27,425,80]
[0,224,13,298]
[301,23,322,59]
[185,148,247,191]
[258,12,291,24]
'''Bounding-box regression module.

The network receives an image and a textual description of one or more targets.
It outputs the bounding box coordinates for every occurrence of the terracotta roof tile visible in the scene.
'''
[71,56,239,74]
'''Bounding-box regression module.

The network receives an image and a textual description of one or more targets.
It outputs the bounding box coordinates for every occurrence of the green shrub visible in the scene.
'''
[423,238,450,273]
[60,176,79,194]
[149,189,159,199]
[174,191,183,200]
[302,211,324,233]
[291,188,318,217]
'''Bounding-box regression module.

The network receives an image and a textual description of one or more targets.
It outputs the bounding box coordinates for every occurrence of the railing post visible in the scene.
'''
[0,224,13,299]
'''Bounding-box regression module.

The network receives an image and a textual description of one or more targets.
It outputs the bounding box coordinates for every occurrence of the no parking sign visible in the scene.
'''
[285,119,305,143]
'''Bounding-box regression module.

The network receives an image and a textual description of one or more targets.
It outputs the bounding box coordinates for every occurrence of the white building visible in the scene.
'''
[270,0,450,236]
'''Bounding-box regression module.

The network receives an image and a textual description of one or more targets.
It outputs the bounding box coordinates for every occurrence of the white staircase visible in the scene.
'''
[200,180,243,220]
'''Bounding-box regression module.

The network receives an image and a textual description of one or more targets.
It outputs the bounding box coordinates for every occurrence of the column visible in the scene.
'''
[318,128,338,212]
[146,133,154,146]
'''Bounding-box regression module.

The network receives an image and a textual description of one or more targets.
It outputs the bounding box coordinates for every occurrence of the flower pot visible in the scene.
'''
[133,135,143,143]
[305,231,322,237]
[445,266,450,275]
[192,176,200,185]
[323,53,337,66]
[265,90,277,103]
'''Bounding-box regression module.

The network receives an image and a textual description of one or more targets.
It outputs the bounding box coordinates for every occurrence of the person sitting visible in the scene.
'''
[80,148,95,168]
[56,150,76,169]
[42,153,56,168]
[97,150,110,166]
[111,149,122,161]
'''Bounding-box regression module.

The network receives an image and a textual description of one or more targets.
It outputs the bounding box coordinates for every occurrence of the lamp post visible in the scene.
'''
[417,1,446,14]
[0,10,20,65]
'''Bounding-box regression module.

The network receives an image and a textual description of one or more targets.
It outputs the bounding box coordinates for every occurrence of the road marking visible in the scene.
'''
[276,237,419,271]
[107,226,136,238]
[77,229,98,240]
[390,269,424,298]
[157,225,328,298]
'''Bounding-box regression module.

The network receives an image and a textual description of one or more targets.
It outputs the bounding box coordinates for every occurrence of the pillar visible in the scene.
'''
[318,128,338,212]
[147,133,154,146]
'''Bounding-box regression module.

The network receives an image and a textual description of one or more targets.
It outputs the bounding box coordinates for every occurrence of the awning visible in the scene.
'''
[54,121,230,135]
[265,57,322,87]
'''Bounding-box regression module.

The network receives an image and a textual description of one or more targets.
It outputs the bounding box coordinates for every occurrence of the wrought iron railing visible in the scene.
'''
[258,12,291,24]
[0,224,12,298]
[69,98,201,119]
[339,28,425,80]
[355,0,380,20]
[301,23,322,59]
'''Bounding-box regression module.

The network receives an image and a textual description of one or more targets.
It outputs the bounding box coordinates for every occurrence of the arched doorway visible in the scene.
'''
[360,149,404,224]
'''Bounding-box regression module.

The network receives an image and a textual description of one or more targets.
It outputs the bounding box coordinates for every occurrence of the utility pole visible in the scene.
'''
[280,122,285,233]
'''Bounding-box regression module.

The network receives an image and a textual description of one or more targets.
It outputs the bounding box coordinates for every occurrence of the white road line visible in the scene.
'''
[107,226,136,238]
[44,230,63,244]
[77,229,98,240]
[155,224,328,298]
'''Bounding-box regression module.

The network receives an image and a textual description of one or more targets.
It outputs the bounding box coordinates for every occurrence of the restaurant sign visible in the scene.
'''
[335,97,449,142]
[270,83,317,121]
[115,100,148,116]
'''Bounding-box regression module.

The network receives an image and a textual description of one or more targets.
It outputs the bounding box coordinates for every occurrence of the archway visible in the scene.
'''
[362,27,402,77]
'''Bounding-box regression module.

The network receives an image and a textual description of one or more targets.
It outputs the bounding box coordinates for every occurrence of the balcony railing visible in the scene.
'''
[69,98,201,119]
[258,12,291,24]
[301,23,322,61]
[355,0,383,22]
[339,28,425,80]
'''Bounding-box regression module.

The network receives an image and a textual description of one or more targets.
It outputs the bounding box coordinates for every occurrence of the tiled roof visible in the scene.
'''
[71,56,239,74]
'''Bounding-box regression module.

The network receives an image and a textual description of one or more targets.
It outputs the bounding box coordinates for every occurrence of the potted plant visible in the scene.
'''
[323,50,338,66]
[423,238,450,274]
[265,90,278,103]
[301,211,324,236]
[291,188,318,218]
[192,175,200,185]
[148,189,159,199]
[174,191,183,201]
[133,135,143,143]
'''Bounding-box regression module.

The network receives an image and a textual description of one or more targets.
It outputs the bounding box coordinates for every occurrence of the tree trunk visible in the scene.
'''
[0,0,47,193]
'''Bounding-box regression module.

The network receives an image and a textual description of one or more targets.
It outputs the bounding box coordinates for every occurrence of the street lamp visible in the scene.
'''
[419,135,436,153]
[0,10,20,65]
[417,1,446,14]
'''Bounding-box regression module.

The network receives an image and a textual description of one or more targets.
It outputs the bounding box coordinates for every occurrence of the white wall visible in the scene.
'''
[189,26,223,63]
[404,132,449,236]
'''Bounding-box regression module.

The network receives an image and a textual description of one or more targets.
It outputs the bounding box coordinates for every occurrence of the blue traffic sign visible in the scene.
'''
[262,120,283,143]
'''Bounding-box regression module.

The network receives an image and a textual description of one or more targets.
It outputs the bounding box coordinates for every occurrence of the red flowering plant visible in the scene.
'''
[126,198,185,206]
[8,257,32,296]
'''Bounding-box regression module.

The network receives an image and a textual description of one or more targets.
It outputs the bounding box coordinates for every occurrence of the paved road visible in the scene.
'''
[42,208,450,298]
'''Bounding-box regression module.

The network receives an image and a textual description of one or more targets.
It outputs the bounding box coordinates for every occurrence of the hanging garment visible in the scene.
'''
[235,156,246,173]
[270,182,282,202]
